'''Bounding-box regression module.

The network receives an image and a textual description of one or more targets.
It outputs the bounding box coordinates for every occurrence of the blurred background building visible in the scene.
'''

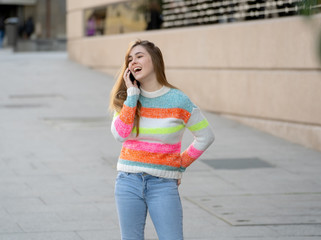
[0,0,66,51]
[32,0,319,152]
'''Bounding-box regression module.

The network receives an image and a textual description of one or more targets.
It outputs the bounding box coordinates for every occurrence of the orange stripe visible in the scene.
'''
[119,105,136,124]
[141,107,191,123]
[181,150,196,168]
[120,147,181,168]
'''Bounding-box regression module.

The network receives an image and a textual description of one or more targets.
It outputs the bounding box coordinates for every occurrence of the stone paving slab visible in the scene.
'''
[187,194,321,226]
[0,232,83,240]
[1,50,321,239]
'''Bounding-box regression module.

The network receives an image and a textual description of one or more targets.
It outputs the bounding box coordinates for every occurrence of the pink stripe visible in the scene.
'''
[187,145,204,159]
[114,117,133,138]
[123,140,181,154]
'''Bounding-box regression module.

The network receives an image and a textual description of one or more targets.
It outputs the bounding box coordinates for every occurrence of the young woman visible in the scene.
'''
[109,40,214,240]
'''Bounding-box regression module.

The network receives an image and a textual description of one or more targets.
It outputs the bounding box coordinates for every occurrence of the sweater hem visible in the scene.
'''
[117,162,183,179]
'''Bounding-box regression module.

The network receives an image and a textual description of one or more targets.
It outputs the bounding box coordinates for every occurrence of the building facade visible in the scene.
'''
[67,0,321,151]
[0,0,66,50]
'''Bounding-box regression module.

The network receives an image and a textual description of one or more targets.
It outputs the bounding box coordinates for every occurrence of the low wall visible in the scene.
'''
[67,4,321,151]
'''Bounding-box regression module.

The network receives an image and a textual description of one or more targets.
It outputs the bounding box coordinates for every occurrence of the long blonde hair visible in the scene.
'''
[109,40,176,135]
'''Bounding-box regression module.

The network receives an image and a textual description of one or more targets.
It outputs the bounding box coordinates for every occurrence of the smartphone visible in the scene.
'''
[130,72,140,88]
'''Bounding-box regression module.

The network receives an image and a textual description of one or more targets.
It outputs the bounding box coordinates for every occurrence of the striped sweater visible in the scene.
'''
[111,86,214,179]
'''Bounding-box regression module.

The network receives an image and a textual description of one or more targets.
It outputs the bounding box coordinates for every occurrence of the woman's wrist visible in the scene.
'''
[127,87,140,96]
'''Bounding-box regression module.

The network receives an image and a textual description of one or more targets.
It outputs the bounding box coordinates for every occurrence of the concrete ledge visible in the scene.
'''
[68,15,321,69]
[67,14,321,151]
[224,114,321,152]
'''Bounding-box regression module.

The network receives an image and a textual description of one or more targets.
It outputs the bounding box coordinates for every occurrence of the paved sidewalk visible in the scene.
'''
[0,49,321,240]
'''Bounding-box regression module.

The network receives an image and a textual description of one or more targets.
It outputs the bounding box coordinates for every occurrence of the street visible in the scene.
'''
[0,49,321,240]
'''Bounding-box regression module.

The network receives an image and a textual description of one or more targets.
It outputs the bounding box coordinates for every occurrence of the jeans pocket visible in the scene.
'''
[116,171,128,180]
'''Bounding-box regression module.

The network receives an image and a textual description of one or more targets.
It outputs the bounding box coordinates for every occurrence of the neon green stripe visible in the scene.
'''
[188,119,209,132]
[132,124,185,134]
[114,111,120,117]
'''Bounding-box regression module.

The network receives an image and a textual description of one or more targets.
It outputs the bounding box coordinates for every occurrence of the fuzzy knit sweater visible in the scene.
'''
[111,86,214,179]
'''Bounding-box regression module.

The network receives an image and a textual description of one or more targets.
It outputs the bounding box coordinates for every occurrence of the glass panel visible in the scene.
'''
[105,0,147,35]
[84,0,164,36]
[84,7,107,36]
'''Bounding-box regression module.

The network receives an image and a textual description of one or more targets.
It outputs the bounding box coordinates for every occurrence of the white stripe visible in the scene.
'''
[117,162,183,179]
[190,126,215,151]
[139,116,185,128]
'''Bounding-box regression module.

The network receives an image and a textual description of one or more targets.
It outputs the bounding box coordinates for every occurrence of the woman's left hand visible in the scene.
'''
[177,179,181,186]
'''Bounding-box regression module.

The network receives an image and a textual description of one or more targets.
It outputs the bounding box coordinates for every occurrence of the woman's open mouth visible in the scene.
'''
[133,67,142,74]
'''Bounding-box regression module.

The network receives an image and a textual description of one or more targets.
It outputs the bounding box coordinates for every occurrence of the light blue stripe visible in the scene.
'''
[139,89,195,112]
[124,95,139,107]
[118,159,180,171]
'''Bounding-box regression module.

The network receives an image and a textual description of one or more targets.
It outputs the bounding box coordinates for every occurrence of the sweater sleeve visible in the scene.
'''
[180,107,215,171]
[111,87,140,142]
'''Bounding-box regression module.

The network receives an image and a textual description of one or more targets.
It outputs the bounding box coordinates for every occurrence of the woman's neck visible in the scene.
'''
[140,79,163,92]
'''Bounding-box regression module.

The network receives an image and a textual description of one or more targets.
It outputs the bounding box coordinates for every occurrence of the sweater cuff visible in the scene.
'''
[127,87,140,96]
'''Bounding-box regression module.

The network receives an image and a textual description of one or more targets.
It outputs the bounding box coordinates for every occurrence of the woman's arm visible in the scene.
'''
[111,87,140,142]
[180,107,215,171]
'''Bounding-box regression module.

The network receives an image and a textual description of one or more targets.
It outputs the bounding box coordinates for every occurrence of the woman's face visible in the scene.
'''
[128,45,155,83]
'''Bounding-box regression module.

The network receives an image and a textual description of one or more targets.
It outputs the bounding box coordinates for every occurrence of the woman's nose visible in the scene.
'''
[129,60,137,69]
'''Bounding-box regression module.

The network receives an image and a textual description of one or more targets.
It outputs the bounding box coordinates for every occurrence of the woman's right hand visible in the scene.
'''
[177,179,181,186]
[123,68,139,89]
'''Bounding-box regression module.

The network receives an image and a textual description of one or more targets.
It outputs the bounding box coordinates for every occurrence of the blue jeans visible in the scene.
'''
[115,172,183,240]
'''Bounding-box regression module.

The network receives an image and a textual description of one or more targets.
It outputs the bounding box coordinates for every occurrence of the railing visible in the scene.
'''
[161,0,321,28]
